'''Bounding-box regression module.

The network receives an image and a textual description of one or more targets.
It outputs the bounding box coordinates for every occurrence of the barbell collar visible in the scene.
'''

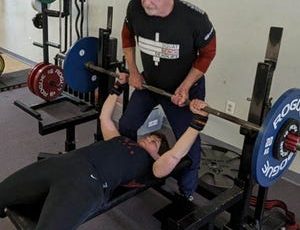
[56,53,66,60]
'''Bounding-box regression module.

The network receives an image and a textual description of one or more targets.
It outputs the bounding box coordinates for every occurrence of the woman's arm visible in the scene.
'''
[152,99,208,178]
[99,74,128,140]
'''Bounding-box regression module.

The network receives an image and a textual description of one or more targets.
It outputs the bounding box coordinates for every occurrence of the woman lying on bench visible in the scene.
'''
[0,75,208,230]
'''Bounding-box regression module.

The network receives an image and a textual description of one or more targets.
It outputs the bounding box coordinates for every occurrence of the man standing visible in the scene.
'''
[119,0,216,200]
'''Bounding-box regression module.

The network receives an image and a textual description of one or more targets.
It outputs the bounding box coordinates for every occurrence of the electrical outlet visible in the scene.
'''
[225,100,236,114]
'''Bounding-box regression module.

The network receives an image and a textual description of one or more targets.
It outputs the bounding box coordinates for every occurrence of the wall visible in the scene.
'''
[0,0,299,172]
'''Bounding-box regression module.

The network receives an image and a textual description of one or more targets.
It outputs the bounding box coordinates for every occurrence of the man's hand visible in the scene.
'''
[171,86,189,107]
[128,71,145,89]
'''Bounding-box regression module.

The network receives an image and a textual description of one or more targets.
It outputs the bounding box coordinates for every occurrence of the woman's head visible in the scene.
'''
[137,131,170,160]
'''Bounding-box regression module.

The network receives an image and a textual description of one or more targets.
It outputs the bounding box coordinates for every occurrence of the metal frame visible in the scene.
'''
[14,95,98,152]
[13,7,125,153]
[155,27,284,230]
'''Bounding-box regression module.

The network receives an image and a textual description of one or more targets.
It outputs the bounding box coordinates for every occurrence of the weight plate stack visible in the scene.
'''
[199,145,241,189]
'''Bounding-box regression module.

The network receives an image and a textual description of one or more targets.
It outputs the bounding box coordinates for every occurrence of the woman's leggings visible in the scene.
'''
[0,152,105,230]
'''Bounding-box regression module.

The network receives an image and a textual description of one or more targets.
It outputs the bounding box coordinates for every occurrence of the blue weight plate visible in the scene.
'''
[64,37,99,93]
[252,88,300,187]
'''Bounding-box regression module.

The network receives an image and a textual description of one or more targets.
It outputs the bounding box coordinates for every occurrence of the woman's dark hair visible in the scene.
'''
[151,131,170,155]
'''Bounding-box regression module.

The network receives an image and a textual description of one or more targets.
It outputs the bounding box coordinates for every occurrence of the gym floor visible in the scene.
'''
[0,52,299,229]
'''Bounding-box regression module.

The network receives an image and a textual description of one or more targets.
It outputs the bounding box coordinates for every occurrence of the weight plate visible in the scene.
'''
[0,55,5,76]
[38,0,56,4]
[199,145,240,189]
[31,0,50,12]
[32,13,43,29]
[27,63,47,94]
[252,88,300,187]
[33,64,65,101]
[63,37,99,93]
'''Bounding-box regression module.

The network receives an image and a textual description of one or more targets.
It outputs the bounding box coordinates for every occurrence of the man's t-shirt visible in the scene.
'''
[124,0,215,93]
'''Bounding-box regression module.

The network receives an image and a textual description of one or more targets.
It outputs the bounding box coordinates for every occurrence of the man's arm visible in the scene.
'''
[152,99,208,178]
[122,21,144,89]
[172,35,216,106]
[123,47,144,89]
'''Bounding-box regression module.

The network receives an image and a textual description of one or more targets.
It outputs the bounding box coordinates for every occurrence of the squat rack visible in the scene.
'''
[14,4,122,153]
[154,26,284,230]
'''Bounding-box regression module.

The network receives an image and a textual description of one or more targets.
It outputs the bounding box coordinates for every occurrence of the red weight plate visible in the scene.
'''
[33,64,65,101]
[27,62,47,94]
[27,72,36,94]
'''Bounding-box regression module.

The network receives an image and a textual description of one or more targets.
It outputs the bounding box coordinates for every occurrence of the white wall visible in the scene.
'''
[0,0,299,172]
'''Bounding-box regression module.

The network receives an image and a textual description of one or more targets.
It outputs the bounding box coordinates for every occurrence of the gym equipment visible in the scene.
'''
[199,145,240,189]
[32,0,71,63]
[0,54,5,76]
[31,0,50,12]
[139,85,300,187]
[62,35,299,187]
[27,63,64,101]
[145,86,299,187]
[252,88,300,187]
[33,64,64,101]
[38,0,56,4]
[10,9,296,229]
[274,119,299,159]
[0,52,30,92]
[27,62,47,93]
[63,37,98,92]
[63,42,259,131]
[63,37,121,93]
[32,13,43,29]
